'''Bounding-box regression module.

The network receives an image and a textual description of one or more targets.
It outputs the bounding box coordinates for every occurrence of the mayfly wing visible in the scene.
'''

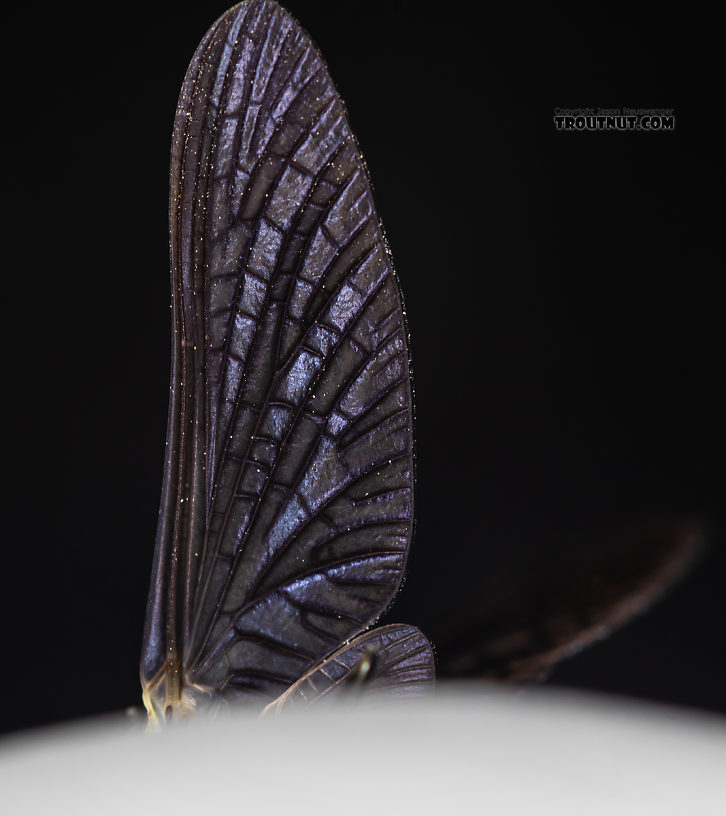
[141,0,428,720]
[263,625,435,714]
[433,523,702,681]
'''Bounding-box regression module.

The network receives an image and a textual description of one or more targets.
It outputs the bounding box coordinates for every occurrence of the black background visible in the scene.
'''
[2,1,722,734]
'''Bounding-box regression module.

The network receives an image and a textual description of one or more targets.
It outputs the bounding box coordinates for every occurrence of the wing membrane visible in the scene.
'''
[263,625,435,713]
[142,0,415,718]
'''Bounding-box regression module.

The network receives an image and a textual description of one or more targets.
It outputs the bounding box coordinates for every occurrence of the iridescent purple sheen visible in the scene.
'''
[141,0,433,720]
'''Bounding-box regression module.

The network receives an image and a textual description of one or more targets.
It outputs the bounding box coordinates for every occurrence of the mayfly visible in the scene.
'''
[141,0,701,723]
[140,0,435,723]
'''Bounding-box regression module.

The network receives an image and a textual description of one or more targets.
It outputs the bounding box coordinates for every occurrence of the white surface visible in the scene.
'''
[1,686,725,814]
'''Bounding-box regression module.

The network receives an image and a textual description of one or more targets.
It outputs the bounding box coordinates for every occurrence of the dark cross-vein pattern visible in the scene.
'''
[264,625,436,712]
[141,0,431,718]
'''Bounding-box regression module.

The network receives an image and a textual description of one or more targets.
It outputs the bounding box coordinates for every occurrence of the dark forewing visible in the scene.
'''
[141,0,415,712]
[263,625,435,713]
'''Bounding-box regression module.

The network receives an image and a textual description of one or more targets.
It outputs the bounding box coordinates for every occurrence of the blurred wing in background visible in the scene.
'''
[433,523,703,681]
[141,0,432,722]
